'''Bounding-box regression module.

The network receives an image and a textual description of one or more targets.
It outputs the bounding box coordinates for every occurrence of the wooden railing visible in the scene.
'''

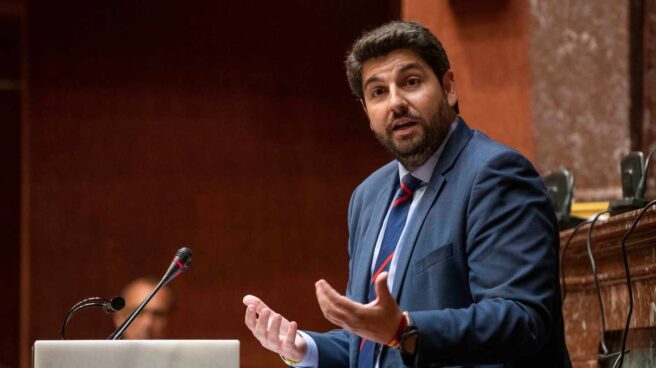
[560,207,656,367]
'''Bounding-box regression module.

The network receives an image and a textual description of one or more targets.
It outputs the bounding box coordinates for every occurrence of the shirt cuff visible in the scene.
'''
[287,330,318,367]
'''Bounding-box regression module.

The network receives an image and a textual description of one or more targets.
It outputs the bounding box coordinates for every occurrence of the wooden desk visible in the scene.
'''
[560,207,656,367]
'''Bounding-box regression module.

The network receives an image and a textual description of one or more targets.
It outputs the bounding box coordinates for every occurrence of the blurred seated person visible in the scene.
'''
[112,277,174,339]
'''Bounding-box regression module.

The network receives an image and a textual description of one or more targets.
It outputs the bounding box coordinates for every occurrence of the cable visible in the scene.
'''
[636,145,656,198]
[560,218,593,302]
[583,210,615,358]
[60,297,108,340]
[611,199,656,368]
[60,296,124,340]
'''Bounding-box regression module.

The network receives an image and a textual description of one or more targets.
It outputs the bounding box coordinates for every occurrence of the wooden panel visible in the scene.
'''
[560,208,656,367]
[24,1,399,367]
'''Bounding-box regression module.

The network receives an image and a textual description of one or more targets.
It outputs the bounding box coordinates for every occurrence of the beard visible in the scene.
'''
[374,98,455,171]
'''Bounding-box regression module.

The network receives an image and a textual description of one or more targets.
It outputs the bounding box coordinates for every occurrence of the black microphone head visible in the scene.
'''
[162,247,193,285]
[103,296,125,314]
[175,247,192,268]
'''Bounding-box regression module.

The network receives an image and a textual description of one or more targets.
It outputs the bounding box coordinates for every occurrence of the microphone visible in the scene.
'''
[610,152,650,214]
[162,247,193,285]
[103,296,126,314]
[542,166,584,230]
[108,247,192,340]
[60,296,125,340]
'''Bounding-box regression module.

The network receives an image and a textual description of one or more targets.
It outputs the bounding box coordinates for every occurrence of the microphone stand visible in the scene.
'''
[108,278,168,340]
[60,296,124,340]
[108,247,191,340]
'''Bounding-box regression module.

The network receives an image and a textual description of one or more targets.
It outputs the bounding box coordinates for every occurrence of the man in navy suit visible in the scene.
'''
[243,21,571,367]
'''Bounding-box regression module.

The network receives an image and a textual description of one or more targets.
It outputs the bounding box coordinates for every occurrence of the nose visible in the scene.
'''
[388,85,408,115]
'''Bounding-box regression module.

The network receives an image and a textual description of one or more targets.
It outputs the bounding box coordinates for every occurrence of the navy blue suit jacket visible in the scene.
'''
[306,119,571,367]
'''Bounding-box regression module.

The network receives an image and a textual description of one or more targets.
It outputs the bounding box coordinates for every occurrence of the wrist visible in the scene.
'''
[280,331,307,366]
[280,355,301,366]
[398,312,419,365]
[280,347,305,367]
[386,311,409,348]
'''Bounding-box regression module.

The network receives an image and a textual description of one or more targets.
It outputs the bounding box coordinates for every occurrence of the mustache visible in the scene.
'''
[387,110,424,132]
[390,109,421,122]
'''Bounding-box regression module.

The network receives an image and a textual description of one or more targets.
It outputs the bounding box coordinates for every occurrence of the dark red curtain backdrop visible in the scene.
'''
[13,1,655,367]
[0,13,21,368]
[23,1,398,367]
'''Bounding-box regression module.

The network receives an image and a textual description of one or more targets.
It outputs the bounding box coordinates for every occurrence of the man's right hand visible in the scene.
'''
[243,295,307,362]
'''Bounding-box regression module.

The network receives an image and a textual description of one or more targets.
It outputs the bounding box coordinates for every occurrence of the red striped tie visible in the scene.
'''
[358,173,423,367]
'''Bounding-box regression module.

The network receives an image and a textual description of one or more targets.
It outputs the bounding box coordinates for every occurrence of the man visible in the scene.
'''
[243,21,571,367]
[112,277,174,339]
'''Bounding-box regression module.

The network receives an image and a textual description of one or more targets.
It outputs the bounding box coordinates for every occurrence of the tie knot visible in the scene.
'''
[401,174,423,194]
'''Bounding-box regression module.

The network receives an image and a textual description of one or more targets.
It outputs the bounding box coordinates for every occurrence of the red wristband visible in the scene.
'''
[386,312,409,348]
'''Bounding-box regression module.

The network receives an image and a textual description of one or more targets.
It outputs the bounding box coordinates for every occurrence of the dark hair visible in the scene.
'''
[345,21,456,111]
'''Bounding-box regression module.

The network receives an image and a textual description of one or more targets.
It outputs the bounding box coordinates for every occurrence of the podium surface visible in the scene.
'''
[33,340,239,368]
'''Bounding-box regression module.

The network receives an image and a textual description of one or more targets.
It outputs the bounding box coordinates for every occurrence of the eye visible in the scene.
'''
[406,77,420,87]
[370,87,386,98]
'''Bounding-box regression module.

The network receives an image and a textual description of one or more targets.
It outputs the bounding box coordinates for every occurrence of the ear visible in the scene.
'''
[441,69,458,109]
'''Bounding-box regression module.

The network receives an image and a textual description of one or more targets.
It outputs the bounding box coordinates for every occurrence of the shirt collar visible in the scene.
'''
[398,118,458,184]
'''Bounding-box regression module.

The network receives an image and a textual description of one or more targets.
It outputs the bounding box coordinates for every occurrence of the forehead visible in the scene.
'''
[125,282,171,305]
[361,49,432,82]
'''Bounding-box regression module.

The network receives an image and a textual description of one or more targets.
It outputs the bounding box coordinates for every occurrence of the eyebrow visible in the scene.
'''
[362,75,383,92]
[362,63,424,91]
[397,63,423,74]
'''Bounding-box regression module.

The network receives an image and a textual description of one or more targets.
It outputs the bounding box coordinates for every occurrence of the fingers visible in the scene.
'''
[282,321,307,362]
[244,303,286,347]
[243,296,305,360]
[267,312,282,345]
[254,308,272,339]
[245,305,258,331]
[253,309,283,348]
[315,279,361,328]
[316,280,359,313]
[373,272,392,304]
[283,321,298,352]
[243,294,270,314]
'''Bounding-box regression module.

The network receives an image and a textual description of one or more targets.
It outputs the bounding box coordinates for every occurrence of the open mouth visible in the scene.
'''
[391,120,418,132]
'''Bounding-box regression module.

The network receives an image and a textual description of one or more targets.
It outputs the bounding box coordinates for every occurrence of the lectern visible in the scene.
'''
[33,340,239,368]
[561,207,656,367]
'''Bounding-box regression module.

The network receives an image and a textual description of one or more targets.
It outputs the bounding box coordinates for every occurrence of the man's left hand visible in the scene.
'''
[315,272,403,344]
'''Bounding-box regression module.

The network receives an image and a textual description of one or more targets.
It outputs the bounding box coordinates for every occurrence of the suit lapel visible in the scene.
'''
[352,172,398,303]
[390,174,444,299]
[391,118,474,299]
